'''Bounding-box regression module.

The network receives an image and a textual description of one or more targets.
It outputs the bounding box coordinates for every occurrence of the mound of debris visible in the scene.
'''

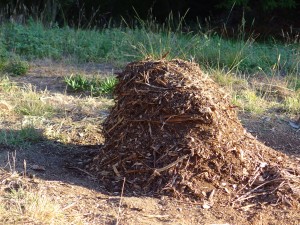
[90,59,300,207]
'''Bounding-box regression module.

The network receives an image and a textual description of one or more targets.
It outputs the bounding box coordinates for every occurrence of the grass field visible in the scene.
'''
[0,20,299,114]
[0,20,299,73]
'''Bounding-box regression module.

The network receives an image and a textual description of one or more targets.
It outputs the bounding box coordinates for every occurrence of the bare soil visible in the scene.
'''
[0,60,300,225]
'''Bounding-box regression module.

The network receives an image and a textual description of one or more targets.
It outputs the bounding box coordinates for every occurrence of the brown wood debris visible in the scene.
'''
[89,59,300,208]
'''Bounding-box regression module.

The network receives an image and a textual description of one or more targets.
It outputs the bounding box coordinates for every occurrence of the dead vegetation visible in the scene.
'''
[90,59,300,209]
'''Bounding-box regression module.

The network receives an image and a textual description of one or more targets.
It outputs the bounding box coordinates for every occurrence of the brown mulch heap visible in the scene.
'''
[90,59,300,207]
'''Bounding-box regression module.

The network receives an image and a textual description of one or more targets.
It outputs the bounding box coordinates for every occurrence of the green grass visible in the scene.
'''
[13,86,55,117]
[283,93,300,113]
[65,74,118,96]
[232,89,272,114]
[0,76,17,92]
[0,21,298,76]
[2,58,30,76]
[0,125,43,147]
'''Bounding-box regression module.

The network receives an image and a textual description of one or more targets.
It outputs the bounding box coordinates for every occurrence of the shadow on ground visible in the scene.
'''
[0,133,105,192]
[240,113,300,158]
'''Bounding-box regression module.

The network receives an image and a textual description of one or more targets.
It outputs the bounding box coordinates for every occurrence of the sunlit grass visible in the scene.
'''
[14,85,55,117]
[0,21,298,76]
[64,74,117,96]
[0,176,83,225]
[283,93,300,113]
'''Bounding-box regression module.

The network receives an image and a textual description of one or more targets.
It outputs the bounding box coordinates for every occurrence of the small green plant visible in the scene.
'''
[0,125,43,147]
[232,89,271,114]
[3,59,29,76]
[93,77,118,95]
[64,74,90,92]
[283,94,300,113]
[65,74,117,96]
[0,76,17,92]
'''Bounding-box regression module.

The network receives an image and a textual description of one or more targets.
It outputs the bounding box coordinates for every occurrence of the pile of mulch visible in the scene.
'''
[89,59,300,207]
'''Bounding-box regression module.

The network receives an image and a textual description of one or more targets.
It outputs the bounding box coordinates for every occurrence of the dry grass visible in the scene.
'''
[284,93,300,113]
[210,69,300,115]
[0,171,84,225]
[0,75,113,145]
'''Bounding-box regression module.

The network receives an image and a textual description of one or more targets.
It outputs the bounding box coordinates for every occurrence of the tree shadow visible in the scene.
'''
[0,129,106,193]
[240,113,300,157]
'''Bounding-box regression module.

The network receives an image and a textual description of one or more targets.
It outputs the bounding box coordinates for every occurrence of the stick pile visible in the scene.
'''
[90,59,300,206]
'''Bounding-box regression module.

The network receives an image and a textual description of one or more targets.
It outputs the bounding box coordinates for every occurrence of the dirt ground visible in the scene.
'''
[0,60,299,225]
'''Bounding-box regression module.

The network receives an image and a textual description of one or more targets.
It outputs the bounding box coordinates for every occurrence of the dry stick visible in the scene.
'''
[234,165,264,196]
[107,117,124,133]
[233,178,286,203]
[136,81,171,90]
[23,159,27,178]
[154,155,189,174]
[116,177,126,225]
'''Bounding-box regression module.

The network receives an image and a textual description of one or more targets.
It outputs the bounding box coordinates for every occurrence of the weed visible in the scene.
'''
[0,76,17,92]
[0,125,43,147]
[15,85,55,117]
[65,74,117,96]
[283,93,300,113]
[92,77,118,95]
[64,74,90,92]
[2,58,29,76]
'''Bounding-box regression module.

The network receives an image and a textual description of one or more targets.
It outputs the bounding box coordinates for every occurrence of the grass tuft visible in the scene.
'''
[0,125,43,147]
[0,76,17,92]
[0,180,83,225]
[232,90,273,115]
[2,58,30,76]
[14,85,55,117]
[283,93,300,113]
[65,74,117,96]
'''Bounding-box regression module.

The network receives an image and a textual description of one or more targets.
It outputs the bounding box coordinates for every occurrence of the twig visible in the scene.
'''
[23,159,27,178]
[107,117,124,133]
[154,155,188,174]
[112,164,121,177]
[233,178,285,203]
[143,214,169,218]
[136,81,171,90]
[62,202,76,211]
[116,177,126,225]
